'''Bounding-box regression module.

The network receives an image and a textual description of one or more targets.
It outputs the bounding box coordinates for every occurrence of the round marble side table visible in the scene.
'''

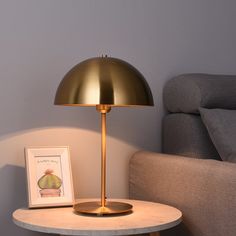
[13,199,182,236]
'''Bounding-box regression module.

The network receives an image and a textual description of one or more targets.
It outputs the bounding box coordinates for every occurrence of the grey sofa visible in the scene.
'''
[129,74,236,236]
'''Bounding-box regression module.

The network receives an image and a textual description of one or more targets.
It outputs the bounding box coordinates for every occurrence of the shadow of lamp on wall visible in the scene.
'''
[54,56,154,216]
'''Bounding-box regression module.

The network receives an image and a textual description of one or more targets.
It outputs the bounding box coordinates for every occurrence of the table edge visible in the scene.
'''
[12,199,182,236]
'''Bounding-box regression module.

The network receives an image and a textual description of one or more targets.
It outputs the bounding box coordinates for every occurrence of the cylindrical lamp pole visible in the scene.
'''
[101,112,106,207]
[96,105,111,208]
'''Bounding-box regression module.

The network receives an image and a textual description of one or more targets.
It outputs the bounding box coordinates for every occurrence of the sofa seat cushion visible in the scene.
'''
[200,108,236,163]
[130,151,236,236]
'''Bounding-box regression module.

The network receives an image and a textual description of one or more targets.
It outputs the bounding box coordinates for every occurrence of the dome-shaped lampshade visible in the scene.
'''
[54,57,154,107]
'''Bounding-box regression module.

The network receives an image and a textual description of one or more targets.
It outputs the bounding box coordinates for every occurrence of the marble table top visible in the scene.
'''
[13,199,182,236]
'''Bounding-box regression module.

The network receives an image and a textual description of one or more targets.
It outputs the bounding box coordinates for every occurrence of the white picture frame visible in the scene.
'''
[25,146,74,208]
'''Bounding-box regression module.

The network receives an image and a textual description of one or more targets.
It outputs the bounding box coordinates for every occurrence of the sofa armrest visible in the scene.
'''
[129,151,236,236]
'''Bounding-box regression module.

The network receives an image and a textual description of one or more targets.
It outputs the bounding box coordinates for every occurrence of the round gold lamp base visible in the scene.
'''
[73,201,133,216]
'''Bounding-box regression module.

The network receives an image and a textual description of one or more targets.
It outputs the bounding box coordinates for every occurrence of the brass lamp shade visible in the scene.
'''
[54,56,153,216]
[54,57,153,106]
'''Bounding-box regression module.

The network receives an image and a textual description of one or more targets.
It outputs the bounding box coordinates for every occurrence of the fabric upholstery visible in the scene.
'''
[162,113,221,160]
[163,74,236,114]
[129,151,236,236]
[199,108,236,163]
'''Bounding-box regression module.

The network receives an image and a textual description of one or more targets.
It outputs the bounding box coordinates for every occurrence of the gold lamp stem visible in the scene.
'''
[101,112,106,207]
[96,105,111,208]
[73,105,133,215]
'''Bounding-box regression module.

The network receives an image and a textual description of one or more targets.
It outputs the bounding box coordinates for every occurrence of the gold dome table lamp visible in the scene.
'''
[54,56,154,215]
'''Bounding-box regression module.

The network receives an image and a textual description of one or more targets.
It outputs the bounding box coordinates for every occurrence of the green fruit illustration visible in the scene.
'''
[38,169,62,189]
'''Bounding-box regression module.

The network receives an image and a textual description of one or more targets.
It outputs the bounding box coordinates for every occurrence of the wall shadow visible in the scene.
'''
[0,165,48,236]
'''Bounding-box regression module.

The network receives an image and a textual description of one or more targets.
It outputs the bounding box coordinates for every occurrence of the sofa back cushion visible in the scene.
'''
[200,108,236,163]
[163,113,221,160]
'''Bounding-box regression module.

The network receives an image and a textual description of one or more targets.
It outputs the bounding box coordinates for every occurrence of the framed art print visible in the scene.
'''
[25,146,74,208]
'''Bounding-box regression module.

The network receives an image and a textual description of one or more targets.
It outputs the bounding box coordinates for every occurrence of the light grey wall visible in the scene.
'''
[1,0,236,235]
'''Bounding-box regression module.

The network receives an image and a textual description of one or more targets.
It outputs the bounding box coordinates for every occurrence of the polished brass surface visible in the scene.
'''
[73,201,133,215]
[101,112,106,207]
[95,105,111,208]
[54,57,153,215]
[96,104,111,113]
[54,57,154,106]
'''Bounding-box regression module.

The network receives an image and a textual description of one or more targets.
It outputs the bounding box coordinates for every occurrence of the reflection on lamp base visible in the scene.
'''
[73,201,133,216]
